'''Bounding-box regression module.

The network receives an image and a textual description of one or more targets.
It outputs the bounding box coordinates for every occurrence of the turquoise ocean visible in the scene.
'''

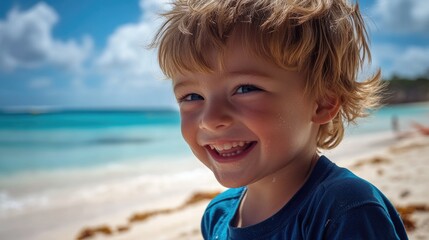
[0,110,189,175]
[0,104,428,175]
[0,103,428,223]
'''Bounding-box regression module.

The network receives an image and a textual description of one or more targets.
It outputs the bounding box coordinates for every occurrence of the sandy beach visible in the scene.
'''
[1,129,428,240]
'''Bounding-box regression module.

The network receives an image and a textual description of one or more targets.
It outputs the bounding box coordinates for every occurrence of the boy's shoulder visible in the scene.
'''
[306,158,408,239]
[310,159,393,216]
[321,175,386,206]
[317,159,380,196]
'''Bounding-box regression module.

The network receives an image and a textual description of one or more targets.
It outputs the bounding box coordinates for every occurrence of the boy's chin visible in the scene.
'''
[213,173,249,189]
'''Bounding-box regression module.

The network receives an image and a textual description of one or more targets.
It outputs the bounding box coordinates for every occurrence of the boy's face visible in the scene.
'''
[172,36,319,188]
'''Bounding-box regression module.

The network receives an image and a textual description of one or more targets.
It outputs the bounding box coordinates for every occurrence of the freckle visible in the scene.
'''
[277,116,291,131]
[277,114,287,125]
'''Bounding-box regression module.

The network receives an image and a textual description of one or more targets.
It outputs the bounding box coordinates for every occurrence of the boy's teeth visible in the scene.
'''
[224,143,232,150]
[220,149,243,157]
[209,141,250,152]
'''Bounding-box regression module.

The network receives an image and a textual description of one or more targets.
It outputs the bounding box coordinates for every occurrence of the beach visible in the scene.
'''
[0,105,428,240]
[0,130,427,240]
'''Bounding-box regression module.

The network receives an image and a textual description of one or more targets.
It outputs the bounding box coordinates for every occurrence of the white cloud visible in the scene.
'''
[391,47,429,77]
[0,2,93,72]
[96,23,159,80]
[91,0,176,108]
[372,44,429,77]
[372,0,429,34]
[139,0,171,20]
[96,0,171,89]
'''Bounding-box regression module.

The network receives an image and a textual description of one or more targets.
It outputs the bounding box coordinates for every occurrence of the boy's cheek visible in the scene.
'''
[180,118,198,146]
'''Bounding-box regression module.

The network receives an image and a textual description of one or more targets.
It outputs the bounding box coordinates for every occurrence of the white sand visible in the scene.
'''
[338,135,429,240]
[1,131,428,240]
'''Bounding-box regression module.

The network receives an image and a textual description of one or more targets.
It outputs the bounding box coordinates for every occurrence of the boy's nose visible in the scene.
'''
[199,100,233,131]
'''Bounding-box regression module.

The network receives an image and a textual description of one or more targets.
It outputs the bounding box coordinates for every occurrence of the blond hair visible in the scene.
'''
[152,0,383,150]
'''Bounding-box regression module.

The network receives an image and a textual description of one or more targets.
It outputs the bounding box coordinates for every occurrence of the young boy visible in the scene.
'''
[153,0,408,239]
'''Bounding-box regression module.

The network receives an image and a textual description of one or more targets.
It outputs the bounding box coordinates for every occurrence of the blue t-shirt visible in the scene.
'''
[201,156,408,240]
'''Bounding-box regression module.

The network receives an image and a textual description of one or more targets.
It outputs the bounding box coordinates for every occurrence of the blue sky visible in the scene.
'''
[1,0,428,109]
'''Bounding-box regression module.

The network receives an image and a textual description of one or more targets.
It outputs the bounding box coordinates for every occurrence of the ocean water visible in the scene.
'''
[0,103,428,223]
[347,102,429,135]
[0,109,201,222]
[0,110,190,175]
[1,104,428,175]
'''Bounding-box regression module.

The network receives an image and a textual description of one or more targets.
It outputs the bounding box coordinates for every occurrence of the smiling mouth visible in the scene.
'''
[205,141,256,158]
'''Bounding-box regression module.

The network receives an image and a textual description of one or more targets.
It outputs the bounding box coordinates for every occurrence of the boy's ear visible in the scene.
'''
[311,96,340,124]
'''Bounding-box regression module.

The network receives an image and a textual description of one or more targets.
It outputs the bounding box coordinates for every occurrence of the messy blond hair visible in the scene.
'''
[152,0,383,150]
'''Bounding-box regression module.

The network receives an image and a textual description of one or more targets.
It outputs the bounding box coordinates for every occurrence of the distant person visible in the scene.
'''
[152,0,408,239]
[392,115,399,133]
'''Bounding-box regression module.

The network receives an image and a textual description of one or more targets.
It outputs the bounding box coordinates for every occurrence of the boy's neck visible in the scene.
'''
[234,154,319,228]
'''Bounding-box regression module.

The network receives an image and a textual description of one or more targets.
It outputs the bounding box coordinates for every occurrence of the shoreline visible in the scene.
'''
[1,130,428,239]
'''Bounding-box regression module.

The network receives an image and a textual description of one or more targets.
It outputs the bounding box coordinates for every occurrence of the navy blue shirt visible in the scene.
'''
[201,156,408,239]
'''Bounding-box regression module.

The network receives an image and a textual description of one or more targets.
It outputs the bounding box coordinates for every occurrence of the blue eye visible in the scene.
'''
[180,93,204,102]
[236,85,261,94]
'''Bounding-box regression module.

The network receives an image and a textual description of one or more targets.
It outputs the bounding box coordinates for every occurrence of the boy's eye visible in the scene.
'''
[180,93,204,102]
[235,85,261,94]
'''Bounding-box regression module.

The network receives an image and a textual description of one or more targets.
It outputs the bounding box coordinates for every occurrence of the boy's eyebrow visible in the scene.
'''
[172,69,272,92]
[226,68,271,78]
[173,80,193,93]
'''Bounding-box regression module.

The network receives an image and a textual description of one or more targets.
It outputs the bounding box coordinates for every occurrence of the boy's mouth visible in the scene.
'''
[205,141,256,158]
